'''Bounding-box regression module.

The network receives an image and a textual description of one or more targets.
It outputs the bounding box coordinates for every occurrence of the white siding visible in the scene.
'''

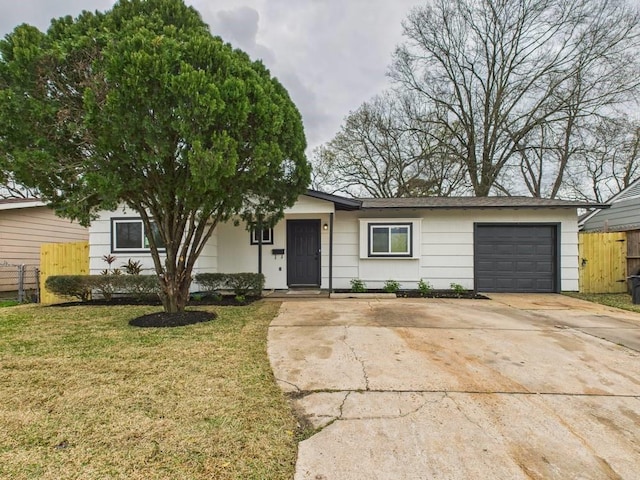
[89,208,162,274]
[331,208,579,292]
[89,201,580,292]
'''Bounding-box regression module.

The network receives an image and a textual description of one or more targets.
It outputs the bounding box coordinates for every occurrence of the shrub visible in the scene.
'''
[383,280,400,293]
[226,273,265,297]
[194,273,228,292]
[450,282,466,296]
[350,278,367,293]
[195,272,265,297]
[234,294,246,304]
[119,275,160,299]
[45,275,92,302]
[95,270,123,300]
[418,279,432,297]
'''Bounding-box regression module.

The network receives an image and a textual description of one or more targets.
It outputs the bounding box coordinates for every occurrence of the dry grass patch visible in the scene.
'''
[564,292,640,313]
[0,302,297,480]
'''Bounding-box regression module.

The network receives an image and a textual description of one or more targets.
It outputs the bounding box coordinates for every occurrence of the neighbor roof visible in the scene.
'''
[358,196,607,210]
[0,198,45,211]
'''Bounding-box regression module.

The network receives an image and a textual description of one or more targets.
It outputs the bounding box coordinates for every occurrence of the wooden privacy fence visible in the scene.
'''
[39,241,89,303]
[578,232,627,293]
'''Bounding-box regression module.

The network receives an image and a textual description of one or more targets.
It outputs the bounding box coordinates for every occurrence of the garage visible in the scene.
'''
[474,224,558,293]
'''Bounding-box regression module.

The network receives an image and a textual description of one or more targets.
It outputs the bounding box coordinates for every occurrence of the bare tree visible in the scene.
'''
[392,0,640,196]
[0,172,38,199]
[562,117,640,202]
[312,91,467,197]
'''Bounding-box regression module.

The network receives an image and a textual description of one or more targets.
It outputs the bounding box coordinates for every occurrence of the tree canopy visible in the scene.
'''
[317,0,640,200]
[0,0,310,312]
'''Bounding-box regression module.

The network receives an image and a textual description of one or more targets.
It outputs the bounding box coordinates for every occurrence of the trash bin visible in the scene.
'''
[629,275,640,304]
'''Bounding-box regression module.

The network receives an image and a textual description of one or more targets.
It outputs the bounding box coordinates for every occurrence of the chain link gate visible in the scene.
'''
[0,261,40,302]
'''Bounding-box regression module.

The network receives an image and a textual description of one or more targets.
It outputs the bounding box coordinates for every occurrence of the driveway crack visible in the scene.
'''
[342,325,370,390]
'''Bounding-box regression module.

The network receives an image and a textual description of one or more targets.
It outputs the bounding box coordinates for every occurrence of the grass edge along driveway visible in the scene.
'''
[0,301,298,480]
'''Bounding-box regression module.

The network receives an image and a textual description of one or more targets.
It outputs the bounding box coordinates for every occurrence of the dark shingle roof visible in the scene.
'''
[358,196,607,209]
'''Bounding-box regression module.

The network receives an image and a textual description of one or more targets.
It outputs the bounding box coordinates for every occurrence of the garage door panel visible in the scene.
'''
[475,225,557,293]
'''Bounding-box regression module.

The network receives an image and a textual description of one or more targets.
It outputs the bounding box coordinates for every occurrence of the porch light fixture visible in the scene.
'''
[323,223,329,230]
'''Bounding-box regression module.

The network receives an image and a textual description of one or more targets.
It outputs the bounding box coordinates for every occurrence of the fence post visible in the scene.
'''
[35,268,41,303]
[18,264,25,303]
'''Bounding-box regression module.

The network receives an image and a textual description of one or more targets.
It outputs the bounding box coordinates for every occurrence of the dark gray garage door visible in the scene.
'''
[475,224,558,293]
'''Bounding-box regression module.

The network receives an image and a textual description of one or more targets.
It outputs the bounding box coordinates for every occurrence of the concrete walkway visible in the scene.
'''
[268,295,640,479]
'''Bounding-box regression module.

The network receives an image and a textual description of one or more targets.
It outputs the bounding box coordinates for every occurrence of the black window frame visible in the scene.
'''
[367,222,413,258]
[111,218,165,253]
[250,227,274,245]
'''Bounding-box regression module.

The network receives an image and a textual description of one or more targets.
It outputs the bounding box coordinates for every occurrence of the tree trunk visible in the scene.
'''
[160,271,192,313]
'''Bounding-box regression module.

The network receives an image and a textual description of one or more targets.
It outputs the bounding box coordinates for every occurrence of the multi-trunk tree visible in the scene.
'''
[0,0,310,312]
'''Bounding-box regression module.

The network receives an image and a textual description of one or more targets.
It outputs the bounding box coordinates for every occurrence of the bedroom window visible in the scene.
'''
[112,218,165,252]
[368,223,412,257]
[250,228,274,245]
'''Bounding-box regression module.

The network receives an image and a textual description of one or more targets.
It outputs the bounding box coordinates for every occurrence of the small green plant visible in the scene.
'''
[383,280,400,293]
[191,292,204,302]
[418,279,432,297]
[211,292,223,302]
[350,278,367,293]
[122,259,143,275]
[234,294,246,304]
[450,282,466,297]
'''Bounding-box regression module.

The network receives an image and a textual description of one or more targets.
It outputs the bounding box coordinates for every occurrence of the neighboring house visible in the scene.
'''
[580,178,640,232]
[580,179,640,281]
[88,191,604,293]
[0,198,89,292]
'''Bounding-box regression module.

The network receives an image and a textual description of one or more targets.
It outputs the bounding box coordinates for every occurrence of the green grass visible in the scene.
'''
[564,292,640,313]
[0,302,298,480]
[0,300,19,308]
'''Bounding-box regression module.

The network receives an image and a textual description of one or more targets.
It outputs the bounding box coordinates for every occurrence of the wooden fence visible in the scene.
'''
[578,232,627,293]
[39,241,89,303]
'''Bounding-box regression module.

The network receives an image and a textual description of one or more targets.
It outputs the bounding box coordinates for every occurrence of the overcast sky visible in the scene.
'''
[0,0,419,157]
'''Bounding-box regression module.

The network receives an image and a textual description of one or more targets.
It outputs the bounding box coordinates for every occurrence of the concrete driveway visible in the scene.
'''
[268,294,640,479]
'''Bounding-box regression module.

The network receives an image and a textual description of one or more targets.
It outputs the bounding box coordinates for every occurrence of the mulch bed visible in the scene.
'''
[129,310,216,328]
[333,289,489,299]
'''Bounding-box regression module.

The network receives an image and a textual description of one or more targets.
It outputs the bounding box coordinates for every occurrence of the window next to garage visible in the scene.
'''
[368,223,413,257]
[111,218,165,253]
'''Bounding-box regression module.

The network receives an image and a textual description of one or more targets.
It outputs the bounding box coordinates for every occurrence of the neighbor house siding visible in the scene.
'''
[582,196,640,232]
[0,206,88,267]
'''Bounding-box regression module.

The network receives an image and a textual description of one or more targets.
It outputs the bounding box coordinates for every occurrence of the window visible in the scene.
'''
[112,218,165,252]
[250,228,274,245]
[368,223,412,257]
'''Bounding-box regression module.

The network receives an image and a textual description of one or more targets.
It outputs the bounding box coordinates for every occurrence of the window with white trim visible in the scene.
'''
[111,218,165,252]
[368,223,412,257]
[250,228,274,245]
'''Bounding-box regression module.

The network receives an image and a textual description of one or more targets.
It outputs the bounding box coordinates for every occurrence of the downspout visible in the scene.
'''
[329,212,334,293]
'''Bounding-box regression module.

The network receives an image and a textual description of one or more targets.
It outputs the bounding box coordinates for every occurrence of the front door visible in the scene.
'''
[287,220,321,287]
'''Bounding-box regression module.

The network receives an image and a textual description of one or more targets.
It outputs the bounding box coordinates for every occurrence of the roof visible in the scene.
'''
[579,177,640,228]
[0,198,46,211]
[358,196,607,210]
[305,190,362,210]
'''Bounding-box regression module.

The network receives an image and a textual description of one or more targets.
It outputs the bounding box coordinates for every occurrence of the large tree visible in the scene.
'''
[0,0,310,312]
[391,0,640,196]
[312,91,467,197]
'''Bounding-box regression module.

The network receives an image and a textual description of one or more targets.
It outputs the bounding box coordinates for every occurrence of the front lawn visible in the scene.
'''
[0,302,297,480]
[564,292,640,314]
[0,300,19,308]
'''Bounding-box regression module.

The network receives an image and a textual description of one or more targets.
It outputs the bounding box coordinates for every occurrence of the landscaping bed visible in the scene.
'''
[332,289,489,299]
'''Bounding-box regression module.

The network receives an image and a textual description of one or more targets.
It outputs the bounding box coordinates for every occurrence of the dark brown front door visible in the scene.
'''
[287,220,321,287]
